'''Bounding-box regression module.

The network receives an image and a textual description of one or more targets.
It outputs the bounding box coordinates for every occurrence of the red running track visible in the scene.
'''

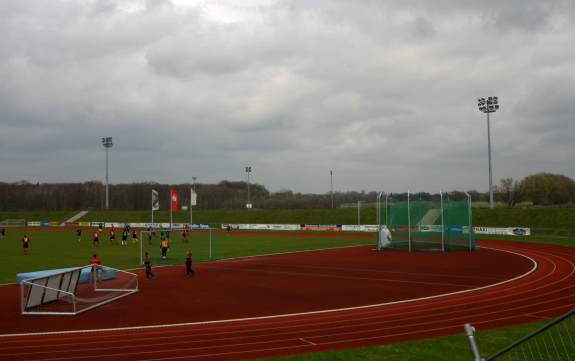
[0,240,574,360]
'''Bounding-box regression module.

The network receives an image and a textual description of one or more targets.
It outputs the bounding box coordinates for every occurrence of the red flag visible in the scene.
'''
[170,189,179,211]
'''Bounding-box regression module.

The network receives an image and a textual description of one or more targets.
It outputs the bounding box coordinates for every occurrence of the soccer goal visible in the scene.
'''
[139,227,220,265]
[20,265,138,315]
[377,191,475,252]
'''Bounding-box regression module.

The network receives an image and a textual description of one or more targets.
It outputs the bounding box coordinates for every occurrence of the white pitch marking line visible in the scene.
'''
[299,338,316,346]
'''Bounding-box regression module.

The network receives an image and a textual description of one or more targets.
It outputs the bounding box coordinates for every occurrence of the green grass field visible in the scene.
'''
[0,228,374,284]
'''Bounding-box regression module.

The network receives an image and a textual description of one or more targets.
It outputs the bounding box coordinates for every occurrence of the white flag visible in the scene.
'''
[191,189,197,206]
[152,189,160,211]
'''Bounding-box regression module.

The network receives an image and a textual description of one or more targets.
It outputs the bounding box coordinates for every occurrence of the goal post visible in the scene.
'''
[139,227,220,265]
[20,265,138,315]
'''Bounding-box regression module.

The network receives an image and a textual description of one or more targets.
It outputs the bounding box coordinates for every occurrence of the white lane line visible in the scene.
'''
[299,338,316,346]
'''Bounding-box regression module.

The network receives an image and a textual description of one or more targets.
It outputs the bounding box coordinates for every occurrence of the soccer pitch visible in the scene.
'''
[0,228,374,284]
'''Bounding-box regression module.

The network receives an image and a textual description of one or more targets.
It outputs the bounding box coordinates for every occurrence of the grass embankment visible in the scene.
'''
[3,206,575,231]
[0,211,75,223]
[84,206,575,230]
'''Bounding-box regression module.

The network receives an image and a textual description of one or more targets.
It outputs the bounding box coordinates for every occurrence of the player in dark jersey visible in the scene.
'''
[77,228,82,242]
[1,227,6,239]
[185,250,194,276]
[109,228,116,245]
[144,252,155,279]
[121,230,128,246]
[22,235,30,255]
[132,230,138,244]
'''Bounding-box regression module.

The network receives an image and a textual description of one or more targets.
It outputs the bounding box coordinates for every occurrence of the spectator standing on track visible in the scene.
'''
[144,252,155,279]
[92,231,99,247]
[77,228,82,242]
[160,237,169,259]
[89,254,101,283]
[185,250,194,276]
[22,235,30,255]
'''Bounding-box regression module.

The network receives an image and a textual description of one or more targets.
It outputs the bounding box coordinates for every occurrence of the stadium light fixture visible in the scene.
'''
[477,96,499,209]
[192,176,197,192]
[101,137,113,210]
[245,166,252,208]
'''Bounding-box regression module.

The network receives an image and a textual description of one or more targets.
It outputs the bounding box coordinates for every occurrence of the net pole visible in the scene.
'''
[441,190,445,252]
[139,232,143,265]
[385,193,389,226]
[465,191,472,251]
[209,228,212,260]
[376,192,381,250]
[408,190,411,252]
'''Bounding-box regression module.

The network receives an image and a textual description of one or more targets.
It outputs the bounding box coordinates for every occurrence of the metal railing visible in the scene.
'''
[465,307,575,360]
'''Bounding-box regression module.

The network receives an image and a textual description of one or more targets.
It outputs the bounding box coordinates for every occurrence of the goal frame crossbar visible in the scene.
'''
[20,265,138,316]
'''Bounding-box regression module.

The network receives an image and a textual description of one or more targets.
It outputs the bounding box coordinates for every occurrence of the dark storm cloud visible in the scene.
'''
[0,0,573,192]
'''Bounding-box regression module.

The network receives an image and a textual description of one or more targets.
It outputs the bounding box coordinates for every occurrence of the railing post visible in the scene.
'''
[465,324,484,361]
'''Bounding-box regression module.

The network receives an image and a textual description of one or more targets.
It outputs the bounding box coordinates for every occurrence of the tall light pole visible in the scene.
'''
[477,96,499,209]
[192,177,197,192]
[330,170,334,209]
[101,137,113,210]
[245,166,252,208]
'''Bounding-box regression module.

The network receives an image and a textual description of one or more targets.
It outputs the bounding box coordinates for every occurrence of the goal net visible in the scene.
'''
[20,265,138,315]
[139,227,220,265]
[377,192,475,252]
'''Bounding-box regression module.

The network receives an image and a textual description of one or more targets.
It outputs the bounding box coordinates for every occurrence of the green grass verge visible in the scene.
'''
[262,320,547,361]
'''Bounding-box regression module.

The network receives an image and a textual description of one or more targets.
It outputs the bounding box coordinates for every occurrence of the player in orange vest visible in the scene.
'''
[160,238,169,259]
[89,254,101,283]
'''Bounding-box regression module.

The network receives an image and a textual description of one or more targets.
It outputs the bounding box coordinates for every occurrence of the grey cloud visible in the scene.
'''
[0,0,574,193]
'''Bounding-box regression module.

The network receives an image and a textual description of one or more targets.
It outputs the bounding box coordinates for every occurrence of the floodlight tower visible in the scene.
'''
[245,166,252,208]
[192,176,197,192]
[101,137,113,210]
[477,96,500,209]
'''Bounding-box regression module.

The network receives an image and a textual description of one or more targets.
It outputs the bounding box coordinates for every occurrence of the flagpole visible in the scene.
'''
[151,190,154,226]
[170,191,173,233]
[190,189,193,229]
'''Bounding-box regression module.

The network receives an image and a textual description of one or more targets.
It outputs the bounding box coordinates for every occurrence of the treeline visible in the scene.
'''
[0,173,573,211]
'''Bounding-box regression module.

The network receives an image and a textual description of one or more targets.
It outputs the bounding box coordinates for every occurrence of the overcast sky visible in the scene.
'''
[0,0,574,193]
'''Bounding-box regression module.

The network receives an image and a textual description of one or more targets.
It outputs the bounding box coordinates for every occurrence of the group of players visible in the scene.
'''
[77,225,192,248]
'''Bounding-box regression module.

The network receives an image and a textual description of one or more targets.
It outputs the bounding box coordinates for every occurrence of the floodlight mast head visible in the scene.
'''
[101,137,113,148]
[477,96,499,114]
